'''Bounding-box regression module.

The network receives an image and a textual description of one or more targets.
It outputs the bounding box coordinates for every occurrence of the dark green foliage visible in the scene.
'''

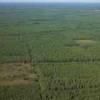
[0,7,100,100]
[0,83,41,100]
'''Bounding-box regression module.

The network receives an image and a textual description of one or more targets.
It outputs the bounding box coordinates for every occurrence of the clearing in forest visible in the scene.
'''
[0,63,37,85]
[76,39,97,46]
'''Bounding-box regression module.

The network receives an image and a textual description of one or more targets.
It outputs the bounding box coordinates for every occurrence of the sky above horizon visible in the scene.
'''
[0,0,100,2]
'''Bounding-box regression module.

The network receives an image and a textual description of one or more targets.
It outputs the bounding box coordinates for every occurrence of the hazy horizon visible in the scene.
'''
[1,0,100,3]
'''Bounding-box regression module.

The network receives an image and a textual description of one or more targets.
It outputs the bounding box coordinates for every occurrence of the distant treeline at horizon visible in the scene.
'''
[0,2,100,9]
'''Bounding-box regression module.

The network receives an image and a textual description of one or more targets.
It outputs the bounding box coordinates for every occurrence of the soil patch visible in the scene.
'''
[0,63,37,85]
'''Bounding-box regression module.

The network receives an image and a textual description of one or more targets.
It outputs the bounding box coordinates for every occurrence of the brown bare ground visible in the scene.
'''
[0,63,37,86]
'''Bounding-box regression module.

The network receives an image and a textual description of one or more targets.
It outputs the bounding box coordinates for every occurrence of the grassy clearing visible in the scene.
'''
[76,40,96,44]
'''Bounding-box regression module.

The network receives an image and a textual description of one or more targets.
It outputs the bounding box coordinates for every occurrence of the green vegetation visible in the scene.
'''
[0,7,100,100]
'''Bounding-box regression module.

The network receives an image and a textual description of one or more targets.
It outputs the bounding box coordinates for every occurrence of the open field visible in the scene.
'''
[0,3,100,100]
